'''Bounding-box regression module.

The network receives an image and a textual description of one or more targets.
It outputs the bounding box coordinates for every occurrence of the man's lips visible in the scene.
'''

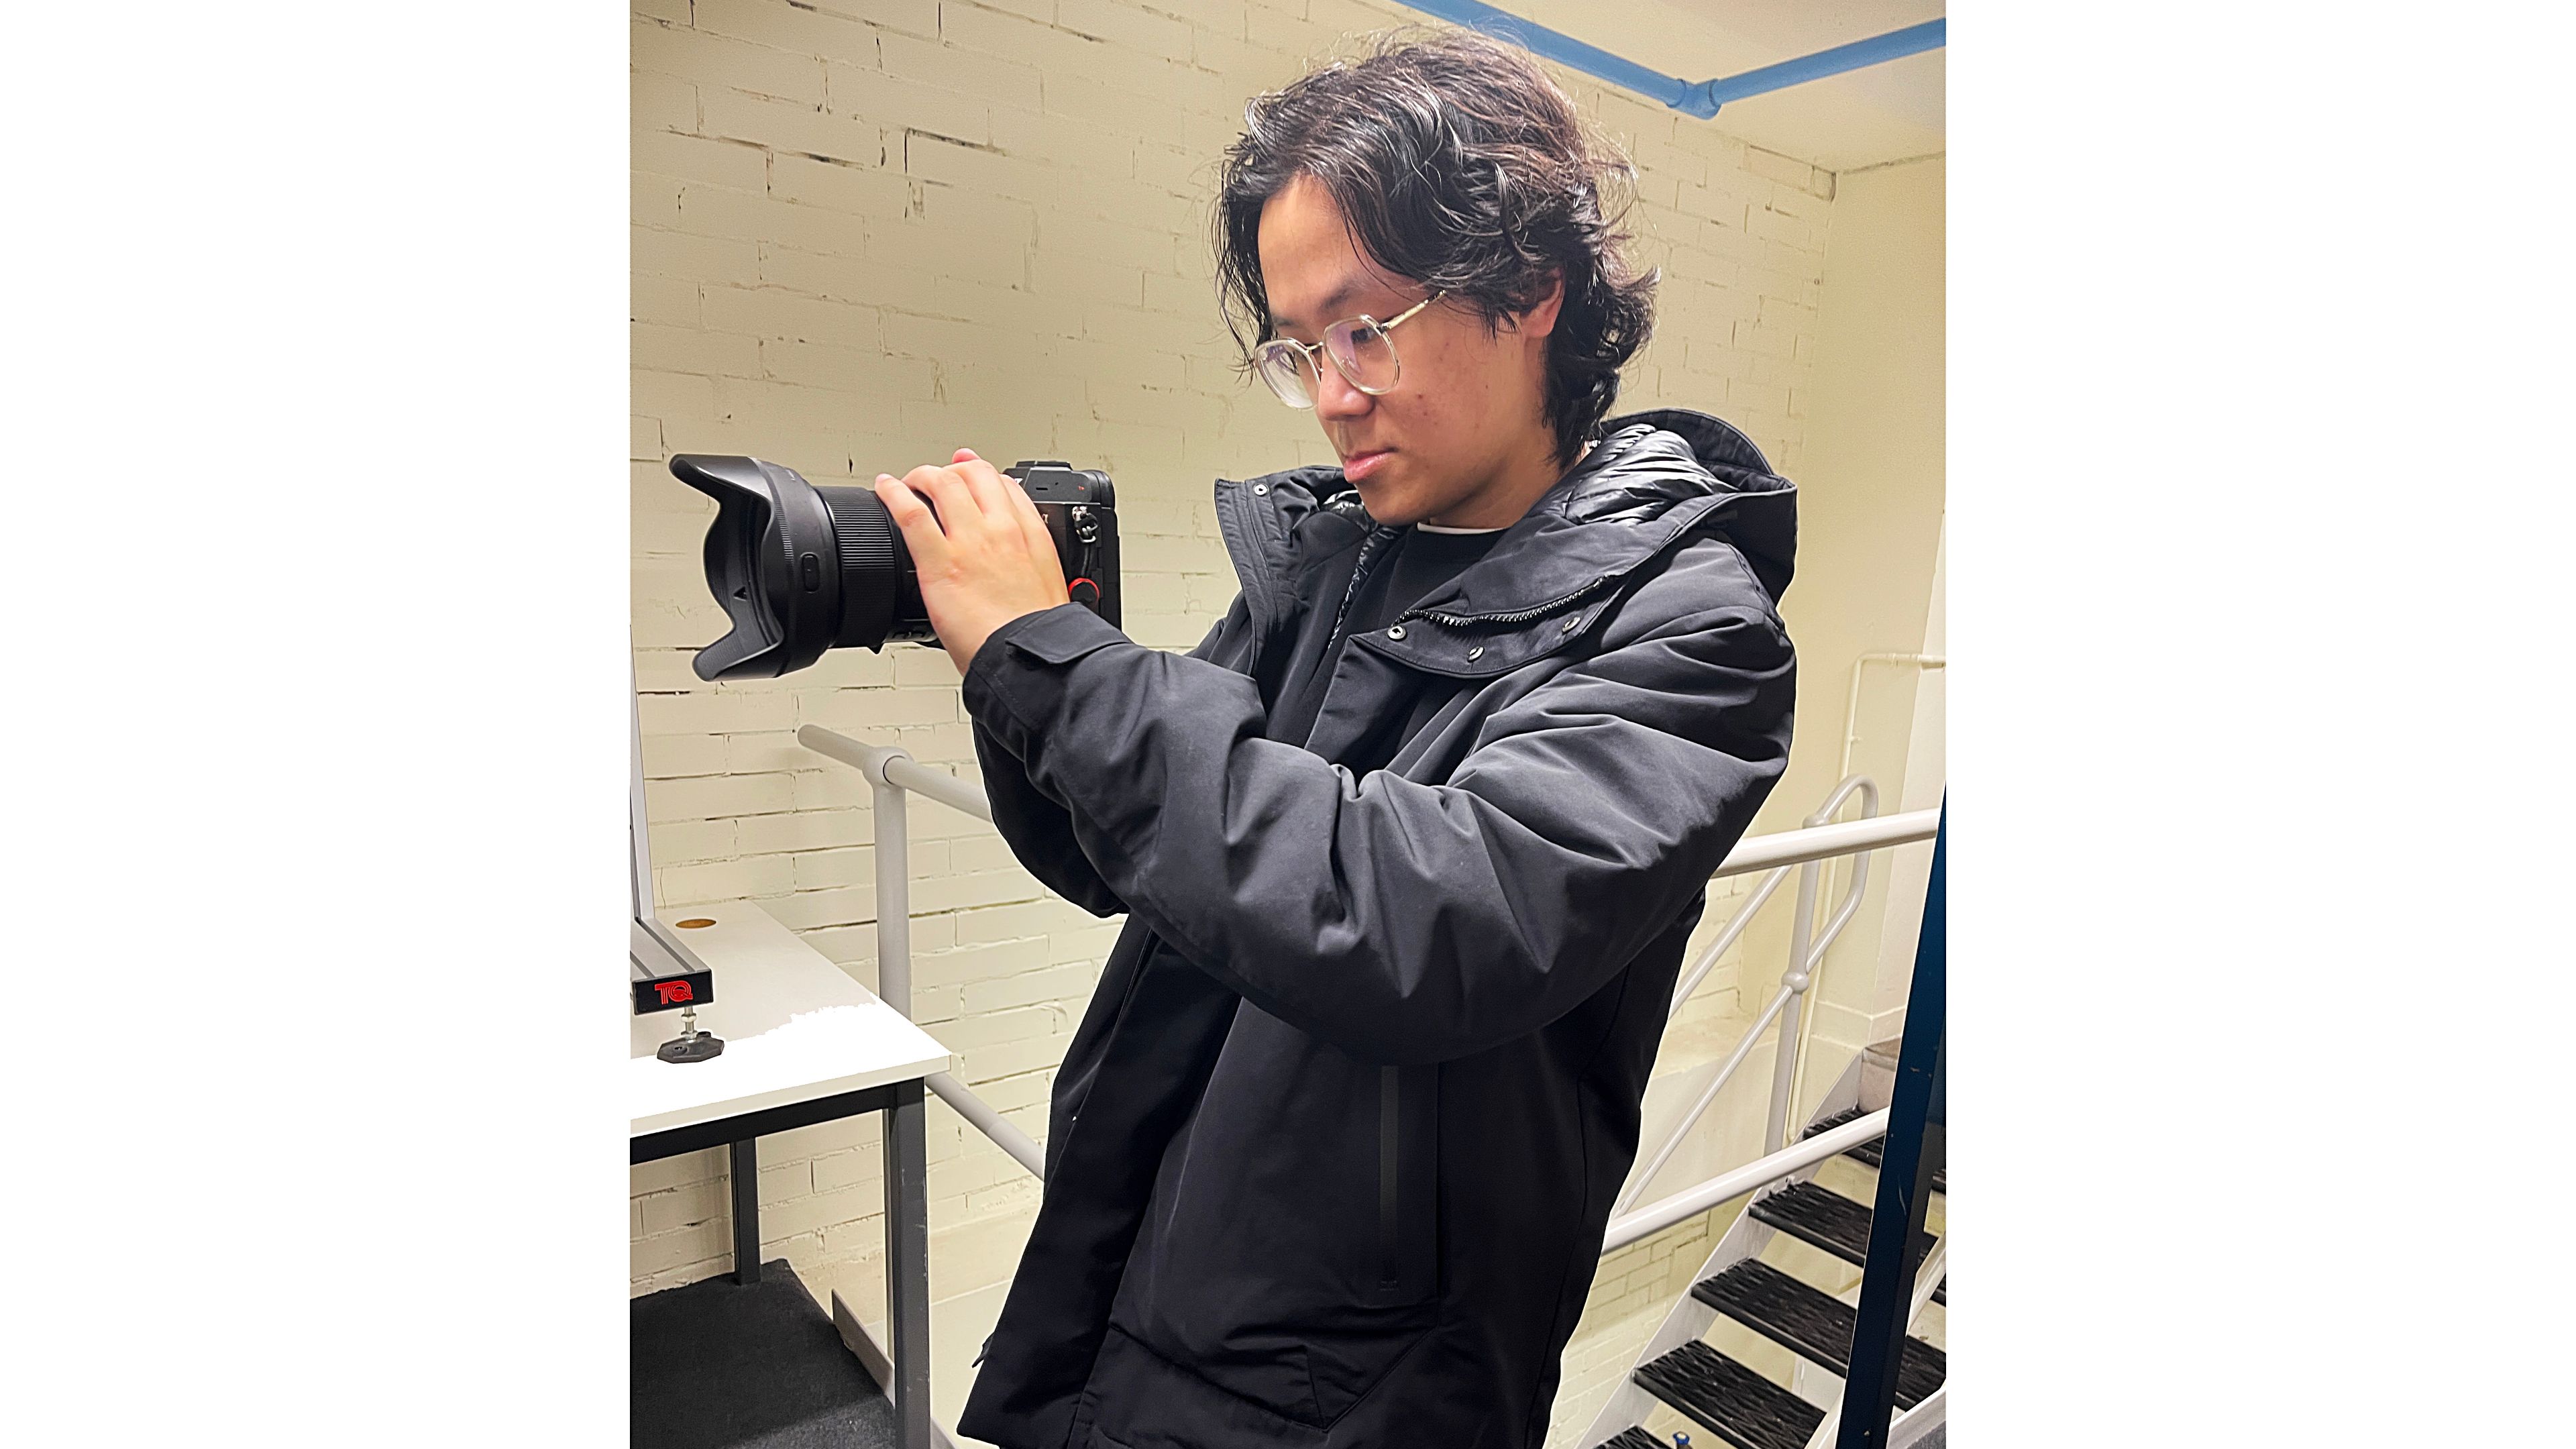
[1342,448,1394,482]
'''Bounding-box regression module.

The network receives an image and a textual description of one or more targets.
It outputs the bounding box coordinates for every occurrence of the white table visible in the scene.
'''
[630,902,953,1448]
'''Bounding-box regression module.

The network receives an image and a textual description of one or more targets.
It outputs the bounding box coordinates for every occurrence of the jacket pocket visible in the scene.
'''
[1118,1010,1439,1427]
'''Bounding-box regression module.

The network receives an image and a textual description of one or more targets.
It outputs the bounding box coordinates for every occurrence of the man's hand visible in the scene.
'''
[874,449,1073,676]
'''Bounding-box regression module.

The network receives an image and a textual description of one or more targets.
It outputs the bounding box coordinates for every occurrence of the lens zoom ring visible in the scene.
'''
[820,487,902,648]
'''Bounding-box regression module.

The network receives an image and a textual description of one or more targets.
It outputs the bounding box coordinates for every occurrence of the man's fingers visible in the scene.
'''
[874,474,952,573]
[903,464,983,551]
[951,455,1022,531]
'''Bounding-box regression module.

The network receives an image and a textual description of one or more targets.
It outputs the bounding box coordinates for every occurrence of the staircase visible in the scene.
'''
[1577,1046,1947,1449]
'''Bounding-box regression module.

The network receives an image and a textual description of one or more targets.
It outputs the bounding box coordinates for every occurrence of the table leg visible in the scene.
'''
[881,1078,932,1449]
[731,1138,760,1286]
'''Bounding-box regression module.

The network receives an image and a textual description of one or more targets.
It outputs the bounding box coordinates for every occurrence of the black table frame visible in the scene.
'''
[633,1076,932,1448]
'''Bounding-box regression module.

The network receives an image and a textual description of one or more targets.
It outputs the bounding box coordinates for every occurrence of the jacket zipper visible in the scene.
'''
[1329,526,1397,649]
[1395,570,1621,629]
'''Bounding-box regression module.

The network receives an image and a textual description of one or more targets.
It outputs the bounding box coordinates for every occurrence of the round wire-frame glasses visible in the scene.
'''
[1252,292,1442,409]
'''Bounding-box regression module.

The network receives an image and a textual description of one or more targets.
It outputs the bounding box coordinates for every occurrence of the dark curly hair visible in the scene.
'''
[1214,28,1658,467]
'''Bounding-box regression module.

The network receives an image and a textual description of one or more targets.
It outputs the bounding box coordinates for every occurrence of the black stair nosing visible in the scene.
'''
[1804,1107,1946,1193]
[1601,1430,1674,1449]
[1632,1340,1824,1449]
[1689,1259,1947,1410]
[1748,1181,1939,1272]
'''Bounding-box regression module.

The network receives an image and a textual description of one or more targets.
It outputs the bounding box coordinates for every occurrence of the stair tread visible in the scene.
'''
[1749,1180,1940,1273]
[1805,1107,1946,1193]
[1632,1340,1824,1449]
[1690,1259,1947,1409]
[1601,1430,1674,1449]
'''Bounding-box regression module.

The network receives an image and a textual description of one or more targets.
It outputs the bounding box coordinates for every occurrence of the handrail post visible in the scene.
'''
[1768,776,1881,1153]
[869,755,914,1017]
[840,741,932,1449]
[1765,856,1822,1155]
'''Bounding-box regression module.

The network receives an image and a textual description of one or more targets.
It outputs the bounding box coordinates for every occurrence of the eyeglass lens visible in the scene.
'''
[1256,315,1403,408]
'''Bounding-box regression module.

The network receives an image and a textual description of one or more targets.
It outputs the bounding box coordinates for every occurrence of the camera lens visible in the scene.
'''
[672,453,1119,682]
[669,455,930,680]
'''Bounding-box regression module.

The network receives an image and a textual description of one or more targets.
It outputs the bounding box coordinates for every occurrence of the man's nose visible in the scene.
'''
[1313,356,1374,422]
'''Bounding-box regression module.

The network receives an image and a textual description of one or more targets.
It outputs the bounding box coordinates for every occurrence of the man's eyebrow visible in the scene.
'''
[1271,277,1368,336]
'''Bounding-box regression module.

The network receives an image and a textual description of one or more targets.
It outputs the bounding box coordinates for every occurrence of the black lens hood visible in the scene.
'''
[669,454,842,681]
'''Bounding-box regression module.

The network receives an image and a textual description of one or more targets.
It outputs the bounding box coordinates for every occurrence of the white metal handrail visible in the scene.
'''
[796,724,1940,868]
[794,724,1943,1248]
[1713,808,1937,873]
[1601,1108,1889,1253]
[800,724,994,821]
[928,1073,1044,1179]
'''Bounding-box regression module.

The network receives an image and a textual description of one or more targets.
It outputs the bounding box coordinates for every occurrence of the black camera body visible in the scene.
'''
[671,454,1120,682]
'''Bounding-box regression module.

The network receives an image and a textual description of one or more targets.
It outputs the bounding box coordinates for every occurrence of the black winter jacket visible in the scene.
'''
[955,409,1798,1449]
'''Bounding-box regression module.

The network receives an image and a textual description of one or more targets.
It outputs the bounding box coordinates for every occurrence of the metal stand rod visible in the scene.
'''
[882,1078,932,1449]
[1838,806,1945,1449]
[730,1138,760,1285]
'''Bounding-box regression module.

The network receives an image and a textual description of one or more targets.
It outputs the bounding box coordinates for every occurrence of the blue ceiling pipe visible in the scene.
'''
[1391,3,1945,120]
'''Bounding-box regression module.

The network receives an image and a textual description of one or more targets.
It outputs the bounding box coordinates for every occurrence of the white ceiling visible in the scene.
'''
[1497,0,1946,172]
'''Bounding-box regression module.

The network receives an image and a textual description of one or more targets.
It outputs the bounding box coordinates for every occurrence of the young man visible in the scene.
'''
[873,31,1796,1449]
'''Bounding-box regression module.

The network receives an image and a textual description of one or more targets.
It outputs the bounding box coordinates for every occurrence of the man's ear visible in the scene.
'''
[1502,271,1566,341]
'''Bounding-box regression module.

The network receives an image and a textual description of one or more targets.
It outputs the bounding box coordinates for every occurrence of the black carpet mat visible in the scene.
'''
[632,1260,897,1448]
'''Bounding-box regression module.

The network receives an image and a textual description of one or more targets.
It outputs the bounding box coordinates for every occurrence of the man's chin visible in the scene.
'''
[1350,478,1425,527]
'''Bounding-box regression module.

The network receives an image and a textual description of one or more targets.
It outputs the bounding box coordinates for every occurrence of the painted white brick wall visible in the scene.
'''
[629,0,1835,1436]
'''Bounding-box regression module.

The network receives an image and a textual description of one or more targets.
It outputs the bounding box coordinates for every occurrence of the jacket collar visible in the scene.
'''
[1214,409,1796,665]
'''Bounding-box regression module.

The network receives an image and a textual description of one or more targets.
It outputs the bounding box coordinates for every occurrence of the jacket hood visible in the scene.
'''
[1217,407,1796,641]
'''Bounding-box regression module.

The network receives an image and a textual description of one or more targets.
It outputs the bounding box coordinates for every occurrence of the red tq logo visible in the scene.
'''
[655,980,695,1004]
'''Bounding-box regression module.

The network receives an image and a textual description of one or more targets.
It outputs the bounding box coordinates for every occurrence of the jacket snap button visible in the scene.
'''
[1561,617,1580,633]
[1252,484,1268,495]
[1466,645,1483,660]
[1386,625,1405,640]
